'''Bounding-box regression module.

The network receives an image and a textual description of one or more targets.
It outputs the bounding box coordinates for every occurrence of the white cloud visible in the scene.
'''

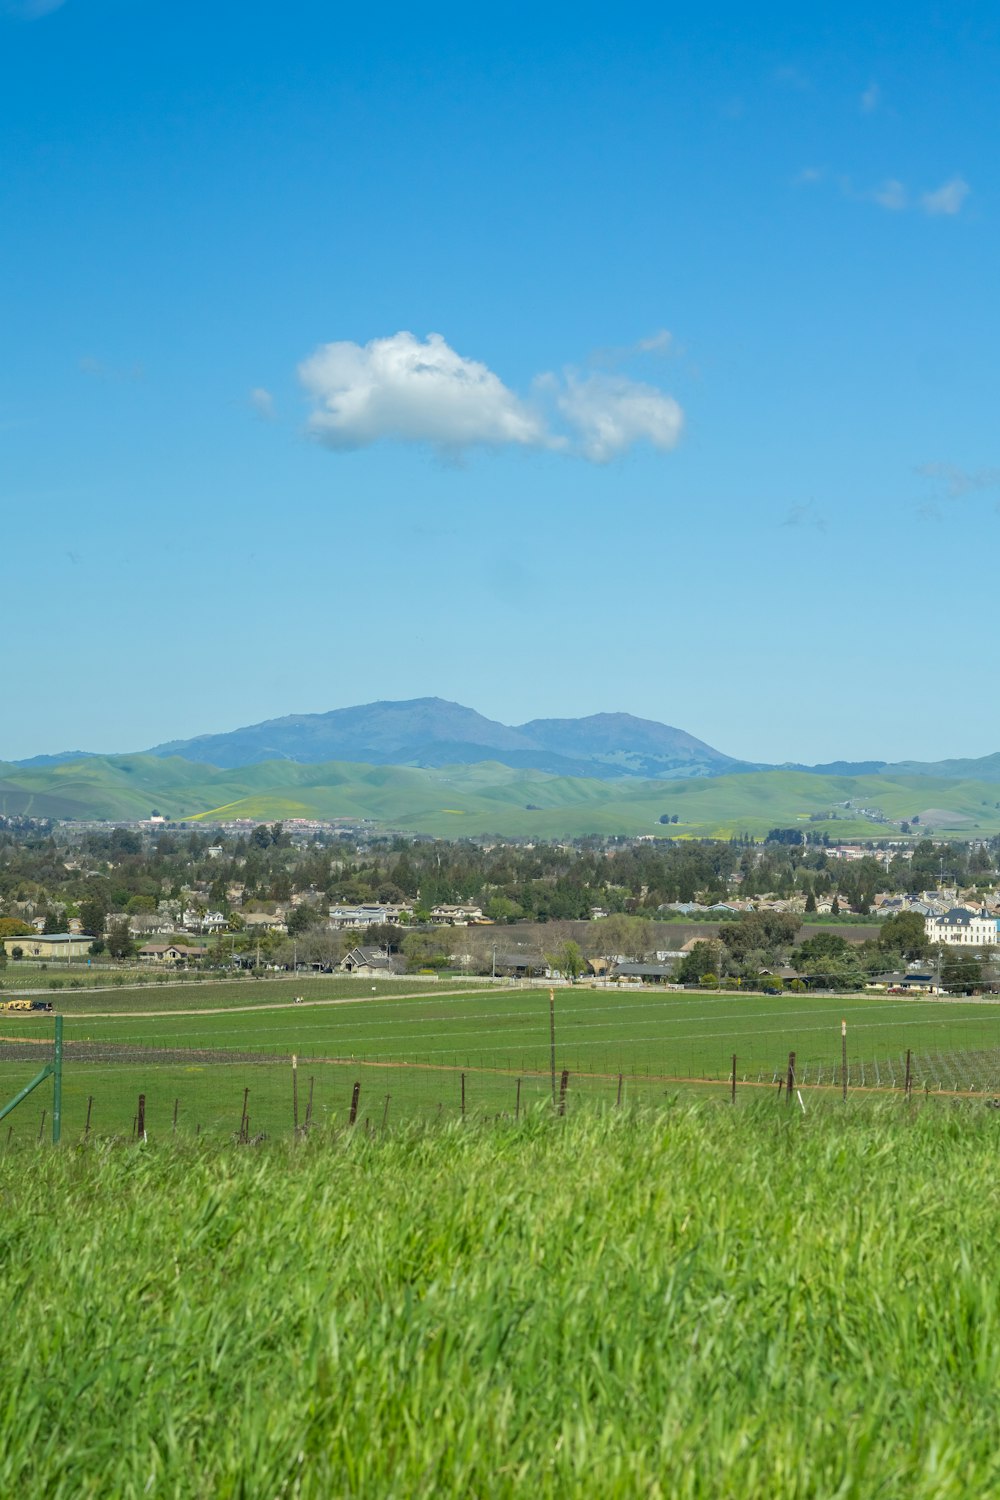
[554,372,683,463]
[860,81,881,114]
[794,166,825,186]
[299,331,551,453]
[249,387,275,420]
[872,178,907,211]
[920,177,970,216]
[297,331,685,463]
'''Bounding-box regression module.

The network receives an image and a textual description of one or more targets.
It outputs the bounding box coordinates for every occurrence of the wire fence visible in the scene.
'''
[4,1027,1000,1147]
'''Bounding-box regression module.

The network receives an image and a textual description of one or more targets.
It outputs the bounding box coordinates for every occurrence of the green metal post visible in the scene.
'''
[52,1015,63,1144]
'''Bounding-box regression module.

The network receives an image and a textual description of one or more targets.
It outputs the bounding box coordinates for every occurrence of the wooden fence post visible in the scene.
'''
[461,1072,466,1118]
[786,1052,796,1105]
[904,1048,912,1098]
[616,1073,623,1107]
[842,1019,848,1102]
[349,1081,360,1126]
[292,1054,299,1134]
[731,1053,737,1105]
[137,1094,146,1140]
[558,1069,569,1116]
[515,1077,521,1121]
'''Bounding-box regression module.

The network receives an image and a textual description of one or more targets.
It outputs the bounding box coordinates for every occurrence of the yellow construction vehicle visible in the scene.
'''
[1,998,53,1013]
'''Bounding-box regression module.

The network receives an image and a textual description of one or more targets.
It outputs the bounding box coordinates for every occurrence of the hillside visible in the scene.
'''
[3,752,1000,838]
[143,697,746,779]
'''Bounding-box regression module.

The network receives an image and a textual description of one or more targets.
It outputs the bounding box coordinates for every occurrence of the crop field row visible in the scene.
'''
[5,983,1000,1141]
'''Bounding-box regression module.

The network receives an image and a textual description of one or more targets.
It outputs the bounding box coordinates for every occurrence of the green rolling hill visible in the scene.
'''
[2,754,1000,839]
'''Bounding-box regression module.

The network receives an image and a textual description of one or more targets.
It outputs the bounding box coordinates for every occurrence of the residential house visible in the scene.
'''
[925,908,998,948]
[340,946,405,977]
[138,943,207,965]
[495,952,546,977]
[241,911,288,934]
[866,971,942,995]
[614,963,675,985]
[429,903,488,925]
[328,904,412,929]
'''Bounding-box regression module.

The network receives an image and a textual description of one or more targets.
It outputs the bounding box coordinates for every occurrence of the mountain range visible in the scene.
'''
[143,697,752,779]
[12,696,1000,786]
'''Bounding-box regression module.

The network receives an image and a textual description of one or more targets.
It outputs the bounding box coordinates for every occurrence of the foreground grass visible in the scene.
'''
[2,1101,1000,1496]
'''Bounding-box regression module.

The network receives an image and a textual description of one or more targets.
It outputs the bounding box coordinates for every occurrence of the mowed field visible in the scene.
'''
[5,976,1000,1142]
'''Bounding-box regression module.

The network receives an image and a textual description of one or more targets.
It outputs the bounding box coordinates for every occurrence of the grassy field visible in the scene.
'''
[3,1101,1000,1495]
[5,980,1000,1143]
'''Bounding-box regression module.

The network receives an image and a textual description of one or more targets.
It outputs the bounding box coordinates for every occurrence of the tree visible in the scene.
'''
[79,898,107,939]
[677,941,723,984]
[402,930,450,971]
[797,932,850,966]
[105,919,136,960]
[554,939,584,981]
[287,904,322,936]
[804,891,817,913]
[0,918,33,938]
[878,912,929,961]
[42,911,62,934]
[721,912,800,966]
[941,946,987,994]
[831,896,840,916]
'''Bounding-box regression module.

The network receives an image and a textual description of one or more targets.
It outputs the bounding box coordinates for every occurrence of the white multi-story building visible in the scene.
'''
[925,908,999,948]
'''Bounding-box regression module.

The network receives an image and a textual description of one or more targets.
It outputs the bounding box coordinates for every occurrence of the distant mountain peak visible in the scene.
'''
[142,697,744,780]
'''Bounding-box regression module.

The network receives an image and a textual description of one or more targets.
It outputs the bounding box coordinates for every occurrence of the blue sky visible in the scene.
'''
[2,0,998,764]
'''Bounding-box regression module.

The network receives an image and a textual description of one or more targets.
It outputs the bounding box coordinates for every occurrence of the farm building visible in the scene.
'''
[2,933,94,960]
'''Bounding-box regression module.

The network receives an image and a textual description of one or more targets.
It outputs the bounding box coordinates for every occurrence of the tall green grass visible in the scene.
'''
[2,1100,1000,1495]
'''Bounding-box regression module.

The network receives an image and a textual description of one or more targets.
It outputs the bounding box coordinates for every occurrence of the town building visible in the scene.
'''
[1,933,94,960]
[924,908,998,948]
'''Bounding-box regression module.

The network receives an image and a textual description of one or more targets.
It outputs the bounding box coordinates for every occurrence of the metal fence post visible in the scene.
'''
[51,1015,63,1145]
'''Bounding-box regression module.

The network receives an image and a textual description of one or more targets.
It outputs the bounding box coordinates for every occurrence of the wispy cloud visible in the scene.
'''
[805,171,971,218]
[78,356,144,382]
[781,502,828,533]
[860,81,881,114]
[552,371,683,463]
[635,329,673,355]
[920,177,970,216]
[773,65,811,92]
[298,331,684,464]
[871,178,907,211]
[249,387,275,420]
[4,0,67,18]
[917,462,1000,500]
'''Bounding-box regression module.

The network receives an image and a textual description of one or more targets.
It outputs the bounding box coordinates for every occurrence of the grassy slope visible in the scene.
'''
[3,1104,1000,1495]
[2,753,1000,836]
